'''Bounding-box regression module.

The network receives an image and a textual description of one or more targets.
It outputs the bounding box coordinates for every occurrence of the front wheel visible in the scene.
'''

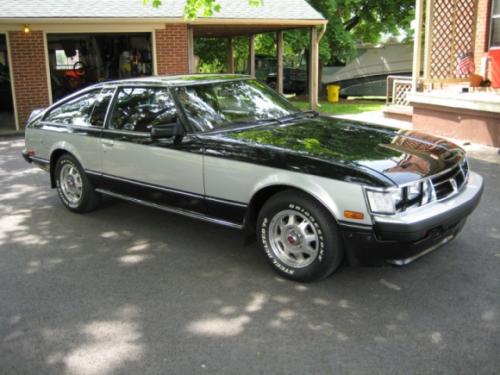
[257,190,344,282]
[55,154,100,213]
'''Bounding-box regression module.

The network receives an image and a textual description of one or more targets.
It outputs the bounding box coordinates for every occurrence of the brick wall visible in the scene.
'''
[8,31,50,128]
[155,24,189,75]
[474,0,491,79]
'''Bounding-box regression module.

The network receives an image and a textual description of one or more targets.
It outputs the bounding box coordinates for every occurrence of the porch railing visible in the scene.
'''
[386,75,413,107]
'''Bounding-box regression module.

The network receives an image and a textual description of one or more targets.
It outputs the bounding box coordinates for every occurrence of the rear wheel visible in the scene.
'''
[55,154,100,213]
[257,190,344,282]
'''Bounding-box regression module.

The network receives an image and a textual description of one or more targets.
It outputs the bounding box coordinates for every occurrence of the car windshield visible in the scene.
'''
[175,79,301,132]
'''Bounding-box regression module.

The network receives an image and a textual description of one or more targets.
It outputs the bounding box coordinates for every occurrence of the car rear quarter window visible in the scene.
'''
[108,87,177,133]
[44,89,101,126]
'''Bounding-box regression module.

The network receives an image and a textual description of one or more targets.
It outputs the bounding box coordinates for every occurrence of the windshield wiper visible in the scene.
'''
[231,118,280,127]
[277,110,318,123]
[210,118,279,132]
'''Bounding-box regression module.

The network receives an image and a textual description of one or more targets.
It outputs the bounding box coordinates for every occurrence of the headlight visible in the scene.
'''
[365,188,402,215]
[365,180,435,215]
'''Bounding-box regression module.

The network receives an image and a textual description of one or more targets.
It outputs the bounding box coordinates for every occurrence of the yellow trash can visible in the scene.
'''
[327,84,340,103]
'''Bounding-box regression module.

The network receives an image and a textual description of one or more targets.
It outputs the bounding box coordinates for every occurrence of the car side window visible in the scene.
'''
[108,87,177,133]
[44,89,101,126]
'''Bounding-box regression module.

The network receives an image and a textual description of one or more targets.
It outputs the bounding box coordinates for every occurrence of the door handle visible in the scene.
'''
[102,140,114,147]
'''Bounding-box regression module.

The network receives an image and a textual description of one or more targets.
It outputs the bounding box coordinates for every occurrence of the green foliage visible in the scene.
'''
[194,37,227,73]
[144,0,414,66]
[305,0,415,64]
[144,0,262,20]
[194,34,280,74]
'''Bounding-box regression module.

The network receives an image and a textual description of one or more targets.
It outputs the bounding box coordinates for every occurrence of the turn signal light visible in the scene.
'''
[344,211,364,220]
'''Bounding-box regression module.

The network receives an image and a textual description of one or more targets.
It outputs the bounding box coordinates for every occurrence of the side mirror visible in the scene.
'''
[151,121,184,139]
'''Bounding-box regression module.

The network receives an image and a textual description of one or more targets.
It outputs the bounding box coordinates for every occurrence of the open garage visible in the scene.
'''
[47,32,154,101]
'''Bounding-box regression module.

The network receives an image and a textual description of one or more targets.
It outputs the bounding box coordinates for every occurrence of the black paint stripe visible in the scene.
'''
[87,170,247,225]
[87,170,248,207]
[95,188,243,230]
[205,196,248,208]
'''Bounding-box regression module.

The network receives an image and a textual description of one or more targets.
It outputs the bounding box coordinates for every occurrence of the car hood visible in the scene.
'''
[216,116,464,186]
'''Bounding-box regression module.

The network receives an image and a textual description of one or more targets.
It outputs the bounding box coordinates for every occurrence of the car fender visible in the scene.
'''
[49,140,85,168]
[249,169,372,226]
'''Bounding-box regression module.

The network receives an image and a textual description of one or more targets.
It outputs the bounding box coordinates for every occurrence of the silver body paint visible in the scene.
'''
[25,121,373,226]
[203,155,372,225]
[101,132,205,195]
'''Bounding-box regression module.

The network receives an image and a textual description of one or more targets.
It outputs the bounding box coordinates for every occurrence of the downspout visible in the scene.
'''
[316,23,327,108]
[412,0,425,92]
[318,23,327,42]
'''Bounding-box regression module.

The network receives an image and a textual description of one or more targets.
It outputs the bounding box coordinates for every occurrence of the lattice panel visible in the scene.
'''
[429,0,477,79]
[453,0,476,78]
[393,80,412,106]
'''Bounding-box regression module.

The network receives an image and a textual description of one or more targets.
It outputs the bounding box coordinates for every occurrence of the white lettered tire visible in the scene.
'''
[257,190,344,282]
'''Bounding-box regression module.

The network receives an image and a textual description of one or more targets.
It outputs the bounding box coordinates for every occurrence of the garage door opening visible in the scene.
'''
[0,34,15,132]
[47,33,153,102]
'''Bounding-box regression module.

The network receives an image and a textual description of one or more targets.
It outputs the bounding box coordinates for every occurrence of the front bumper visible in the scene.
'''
[340,171,484,266]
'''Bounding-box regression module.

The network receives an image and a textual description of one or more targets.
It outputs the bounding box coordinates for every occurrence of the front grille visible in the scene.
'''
[430,159,469,200]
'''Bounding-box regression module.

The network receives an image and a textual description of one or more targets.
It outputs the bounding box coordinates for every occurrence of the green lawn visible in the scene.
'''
[291,99,384,115]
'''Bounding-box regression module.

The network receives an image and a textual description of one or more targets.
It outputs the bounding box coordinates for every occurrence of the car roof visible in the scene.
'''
[95,74,252,88]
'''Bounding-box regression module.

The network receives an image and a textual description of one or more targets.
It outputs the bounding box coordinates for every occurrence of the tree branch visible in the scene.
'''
[343,15,361,31]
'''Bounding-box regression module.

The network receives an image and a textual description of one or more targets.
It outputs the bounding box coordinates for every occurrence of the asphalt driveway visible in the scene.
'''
[0,137,499,375]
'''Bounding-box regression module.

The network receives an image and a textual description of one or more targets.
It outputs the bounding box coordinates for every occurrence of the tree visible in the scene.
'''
[318,0,415,64]
[281,0,415,65]
[145,0,415,65]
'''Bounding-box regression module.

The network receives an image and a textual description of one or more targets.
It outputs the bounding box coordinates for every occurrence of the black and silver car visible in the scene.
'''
[22,75,484,282]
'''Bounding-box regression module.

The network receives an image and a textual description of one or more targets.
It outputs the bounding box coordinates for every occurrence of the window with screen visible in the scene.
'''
[108,87,177,133]
[491,0,500,47]
[55,49,80,70]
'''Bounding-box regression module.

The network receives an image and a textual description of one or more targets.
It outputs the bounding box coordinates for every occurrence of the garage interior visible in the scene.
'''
[47,33,154,101]
[0,34,15,133]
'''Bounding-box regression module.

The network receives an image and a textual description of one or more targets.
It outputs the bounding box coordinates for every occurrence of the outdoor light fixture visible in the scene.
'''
[23,24,30,33]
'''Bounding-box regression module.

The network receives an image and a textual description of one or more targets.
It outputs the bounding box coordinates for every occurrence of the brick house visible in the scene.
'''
[0,0,326,132]
[386,0,500,147]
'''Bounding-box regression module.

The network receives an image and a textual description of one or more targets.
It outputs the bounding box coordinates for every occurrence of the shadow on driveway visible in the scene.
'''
[0,138,499,374]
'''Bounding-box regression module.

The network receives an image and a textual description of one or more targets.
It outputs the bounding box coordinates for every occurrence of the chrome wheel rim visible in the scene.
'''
[59,163,83,205]
[268,209,319,268]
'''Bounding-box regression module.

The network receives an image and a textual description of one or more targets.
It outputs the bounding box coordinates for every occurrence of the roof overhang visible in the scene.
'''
[0,17,326,25]
[0,17,326,36]
[190,18,327,37]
